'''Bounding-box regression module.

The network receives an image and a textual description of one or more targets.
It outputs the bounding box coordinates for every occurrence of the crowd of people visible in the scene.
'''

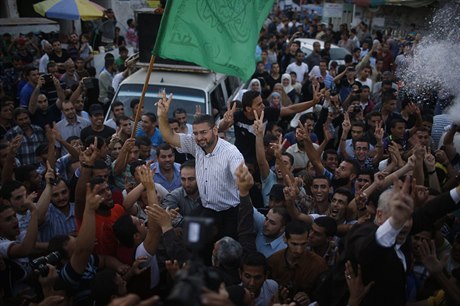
[0,3,460,306]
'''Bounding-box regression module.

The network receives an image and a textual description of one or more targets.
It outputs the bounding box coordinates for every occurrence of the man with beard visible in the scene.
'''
[55,100,90,154]
[38,178,76,242]
[286,186,354,230]
[80,104,115,143]
[286,123,320,173]
[157,91,244,239]
[254,110,295,207]
[268,220,328,305]
[307,216,337,266]
[302,123,359,191]
[162,160,203,227]
[78,177,124,256]
[74,138,125,256]
[219,89,321,161]
[150,143,181,192]
[240,252,279,306]
[5,108,47,165]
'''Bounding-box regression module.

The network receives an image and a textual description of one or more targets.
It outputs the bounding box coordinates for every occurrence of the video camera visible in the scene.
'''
[30,251,62,277]
[164,217,221,306]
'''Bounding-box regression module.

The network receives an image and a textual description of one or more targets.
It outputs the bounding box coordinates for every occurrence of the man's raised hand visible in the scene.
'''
[156,89,173,118]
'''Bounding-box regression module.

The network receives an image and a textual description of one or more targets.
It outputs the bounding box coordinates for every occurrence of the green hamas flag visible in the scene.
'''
[153,0,275,81]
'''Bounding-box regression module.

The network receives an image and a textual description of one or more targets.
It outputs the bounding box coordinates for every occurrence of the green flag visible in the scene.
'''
[153,0,275,81]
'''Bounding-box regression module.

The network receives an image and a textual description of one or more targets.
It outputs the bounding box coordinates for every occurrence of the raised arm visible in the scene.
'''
[113,138,135,176]
[52,128,80,160]
[235,163,257,254]
[70,183,103,274]
[339,113,352,160]
[75,138,99,220]
[317,123,333,156]
[254,110,270,180]
[137,165,161,256]
[69,80,84,103]
[424,150,441,193]
[280,84,321,117]
[52,76,65,110]
[372,120,384,166]
[157,91,180,148]
[302,121,325,175]
[28,76,44,114]
[1,136,22,184]
[218,100,236,132]
[284,175,313,224]
[35,162,55,225]
[8,202,39,258]
[45,126,57,170]
[272,134,294,183]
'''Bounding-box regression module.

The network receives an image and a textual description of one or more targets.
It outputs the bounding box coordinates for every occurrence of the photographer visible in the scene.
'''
[28,73,63,127]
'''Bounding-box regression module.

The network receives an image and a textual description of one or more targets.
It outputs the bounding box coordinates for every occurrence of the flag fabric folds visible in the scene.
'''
[153,0,275,81]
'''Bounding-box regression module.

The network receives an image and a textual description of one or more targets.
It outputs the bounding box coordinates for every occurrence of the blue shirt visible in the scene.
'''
[253,208,287,257]
[150,162,181,192]
[39,203,76,242]
[261,170,277,207]
[19,83,34,107]
[136,127,163,148]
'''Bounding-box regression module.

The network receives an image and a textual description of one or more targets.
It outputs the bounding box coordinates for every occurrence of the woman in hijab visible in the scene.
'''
[267,91,282,109]
[273,83,292,107]
[281,73,297,103]
[248,78,261,93]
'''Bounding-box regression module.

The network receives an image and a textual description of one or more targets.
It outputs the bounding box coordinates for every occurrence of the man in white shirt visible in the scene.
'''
[157,91,244,239]
[286,50,309,83]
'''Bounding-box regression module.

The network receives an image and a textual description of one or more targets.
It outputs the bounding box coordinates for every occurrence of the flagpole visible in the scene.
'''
[130,54,156,139]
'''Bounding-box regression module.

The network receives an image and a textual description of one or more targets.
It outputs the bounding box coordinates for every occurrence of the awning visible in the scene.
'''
[0,18,59,35]
[352,0,436,8]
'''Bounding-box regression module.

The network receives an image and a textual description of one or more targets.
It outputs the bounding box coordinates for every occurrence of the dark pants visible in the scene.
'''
[200,205,239,240]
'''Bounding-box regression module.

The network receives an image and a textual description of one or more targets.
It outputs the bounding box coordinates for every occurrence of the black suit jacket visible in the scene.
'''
[315,190,458,306]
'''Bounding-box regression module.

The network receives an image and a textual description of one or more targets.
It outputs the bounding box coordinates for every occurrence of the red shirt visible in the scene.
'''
[77,204,125,257]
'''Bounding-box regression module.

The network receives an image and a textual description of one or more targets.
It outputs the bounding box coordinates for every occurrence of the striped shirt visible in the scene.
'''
[39,202,77,242]
[179,134,244,211]
[4,125,47,166]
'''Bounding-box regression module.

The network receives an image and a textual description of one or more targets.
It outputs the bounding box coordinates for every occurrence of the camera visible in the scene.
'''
[30,251,62,277]
[83,77,96,90]
[164,217,221,306]
[41,74,54,90]
[353,106,362,113]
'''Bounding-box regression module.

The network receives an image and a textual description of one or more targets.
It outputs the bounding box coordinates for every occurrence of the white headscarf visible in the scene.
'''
[248,78,262,93]
[281,73,294,94]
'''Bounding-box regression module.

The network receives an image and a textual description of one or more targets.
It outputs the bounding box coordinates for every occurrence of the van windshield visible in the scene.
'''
[112,84,206,121]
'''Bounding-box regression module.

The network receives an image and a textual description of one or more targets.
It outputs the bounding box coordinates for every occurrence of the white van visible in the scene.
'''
[105,67,243,123]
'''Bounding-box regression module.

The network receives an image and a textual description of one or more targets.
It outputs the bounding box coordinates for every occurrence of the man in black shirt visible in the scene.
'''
[80,104,115,143]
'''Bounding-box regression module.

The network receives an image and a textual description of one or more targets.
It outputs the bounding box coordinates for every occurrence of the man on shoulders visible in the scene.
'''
[157,91,244,239]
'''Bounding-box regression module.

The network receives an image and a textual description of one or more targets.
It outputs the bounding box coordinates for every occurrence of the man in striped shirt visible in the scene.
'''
[157,91,244,239]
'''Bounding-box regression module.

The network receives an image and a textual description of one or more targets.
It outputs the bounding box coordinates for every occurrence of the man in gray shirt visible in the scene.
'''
[162,160,203,226]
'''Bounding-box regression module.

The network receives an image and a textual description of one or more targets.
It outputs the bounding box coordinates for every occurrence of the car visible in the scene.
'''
[105,66,243,128]
[295,38,351,67]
